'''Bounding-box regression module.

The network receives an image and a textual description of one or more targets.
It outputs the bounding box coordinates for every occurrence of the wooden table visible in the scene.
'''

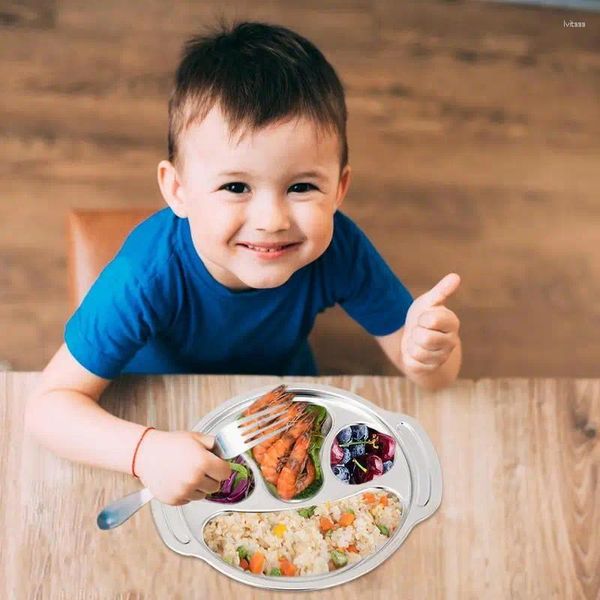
[1,373,598,599]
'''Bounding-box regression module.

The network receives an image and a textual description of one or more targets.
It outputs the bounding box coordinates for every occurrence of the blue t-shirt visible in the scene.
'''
[64,208,413,378]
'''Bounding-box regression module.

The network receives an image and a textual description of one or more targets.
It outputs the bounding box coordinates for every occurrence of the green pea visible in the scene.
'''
[330,549,348,567]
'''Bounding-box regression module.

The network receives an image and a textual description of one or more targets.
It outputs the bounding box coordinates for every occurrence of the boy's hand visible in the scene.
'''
[401,273,461,375]
[133,429,232,506]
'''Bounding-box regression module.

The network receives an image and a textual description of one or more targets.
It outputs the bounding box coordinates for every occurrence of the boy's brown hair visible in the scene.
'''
[167,18,348,174]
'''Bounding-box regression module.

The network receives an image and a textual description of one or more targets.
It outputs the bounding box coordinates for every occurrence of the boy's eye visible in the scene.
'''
[289,183,317,194]
[220,182,249,194]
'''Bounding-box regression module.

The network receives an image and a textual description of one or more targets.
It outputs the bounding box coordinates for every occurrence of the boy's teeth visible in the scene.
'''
[247,244,283,252]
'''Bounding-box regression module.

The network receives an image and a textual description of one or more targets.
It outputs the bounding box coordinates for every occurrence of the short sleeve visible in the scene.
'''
[64,256,168,379]
[330,213,414,336]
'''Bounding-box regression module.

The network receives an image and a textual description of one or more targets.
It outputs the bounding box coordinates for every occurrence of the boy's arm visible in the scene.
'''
[327,213,462,391]
[24,343,148,474]
[25,344,233,505]
[375,273,463,392]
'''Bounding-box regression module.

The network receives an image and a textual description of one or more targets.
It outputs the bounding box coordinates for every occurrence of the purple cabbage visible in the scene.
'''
[206,455,253,504]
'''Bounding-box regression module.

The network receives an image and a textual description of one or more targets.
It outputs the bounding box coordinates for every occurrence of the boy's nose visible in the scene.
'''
[251,196,291,232]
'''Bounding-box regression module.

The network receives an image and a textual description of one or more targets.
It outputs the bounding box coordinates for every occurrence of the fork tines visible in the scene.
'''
[239,402,293,436]
[237,388,296,441]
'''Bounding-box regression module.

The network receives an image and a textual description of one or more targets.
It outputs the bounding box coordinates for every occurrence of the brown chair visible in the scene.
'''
[66,208,391,374]
[67,208,156,310]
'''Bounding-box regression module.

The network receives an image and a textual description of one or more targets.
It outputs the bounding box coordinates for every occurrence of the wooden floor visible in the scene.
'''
[1,1,599,376]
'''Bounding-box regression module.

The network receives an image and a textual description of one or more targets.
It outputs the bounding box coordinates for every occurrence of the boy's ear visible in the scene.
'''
[157,160,188,218]
[334,164,352,209]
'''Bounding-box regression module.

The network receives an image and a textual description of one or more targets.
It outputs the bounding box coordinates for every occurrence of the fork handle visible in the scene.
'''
[97,487,154,530]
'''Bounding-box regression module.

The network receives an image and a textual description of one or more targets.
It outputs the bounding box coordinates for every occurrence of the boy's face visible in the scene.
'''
[158,104,351,290]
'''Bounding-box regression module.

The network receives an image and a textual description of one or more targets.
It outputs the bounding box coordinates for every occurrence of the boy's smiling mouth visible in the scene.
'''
[235,240,302,259]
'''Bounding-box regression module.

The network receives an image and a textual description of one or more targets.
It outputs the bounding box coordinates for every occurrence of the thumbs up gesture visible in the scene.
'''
[401,273,462,375]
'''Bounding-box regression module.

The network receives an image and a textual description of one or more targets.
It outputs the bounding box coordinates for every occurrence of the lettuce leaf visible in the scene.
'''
[229,462,249,488]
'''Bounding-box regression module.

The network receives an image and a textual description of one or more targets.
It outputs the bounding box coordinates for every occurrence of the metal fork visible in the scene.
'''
[96,399,293,530]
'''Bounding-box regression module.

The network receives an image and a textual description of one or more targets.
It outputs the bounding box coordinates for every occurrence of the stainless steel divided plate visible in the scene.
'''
[150,383,442,591]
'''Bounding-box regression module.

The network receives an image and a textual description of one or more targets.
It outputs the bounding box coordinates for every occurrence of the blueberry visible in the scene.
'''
[351,424,369,441]
[350,443,365,459]
[382,460,393,473]
[337,427,352,445]
[332,464,350,482]
[341,448,352,465]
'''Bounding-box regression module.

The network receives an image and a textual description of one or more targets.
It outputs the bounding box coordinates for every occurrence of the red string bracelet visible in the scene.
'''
[131,426,156,479]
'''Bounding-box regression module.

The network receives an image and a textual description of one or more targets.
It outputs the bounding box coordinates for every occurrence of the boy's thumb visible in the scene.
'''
[422,273,461,307]
[192,432,215,450]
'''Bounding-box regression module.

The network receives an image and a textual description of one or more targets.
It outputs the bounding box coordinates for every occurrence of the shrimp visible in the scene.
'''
[260,413,314,485]
[242,384,294,417]
[251,401,305,464]
[295,456,316,495]
[276,432,312,500]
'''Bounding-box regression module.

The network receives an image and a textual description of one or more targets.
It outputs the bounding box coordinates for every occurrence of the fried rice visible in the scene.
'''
[203,490,402,576]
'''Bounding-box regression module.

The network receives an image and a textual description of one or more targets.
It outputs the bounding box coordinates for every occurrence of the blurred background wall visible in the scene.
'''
[1,0,598,377]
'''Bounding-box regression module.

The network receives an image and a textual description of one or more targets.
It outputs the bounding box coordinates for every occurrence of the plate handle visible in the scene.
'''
[151,501,212,562]
[383,411,443,526]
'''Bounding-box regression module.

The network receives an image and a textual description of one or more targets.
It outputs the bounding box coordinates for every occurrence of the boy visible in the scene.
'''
[25,21,462,507]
